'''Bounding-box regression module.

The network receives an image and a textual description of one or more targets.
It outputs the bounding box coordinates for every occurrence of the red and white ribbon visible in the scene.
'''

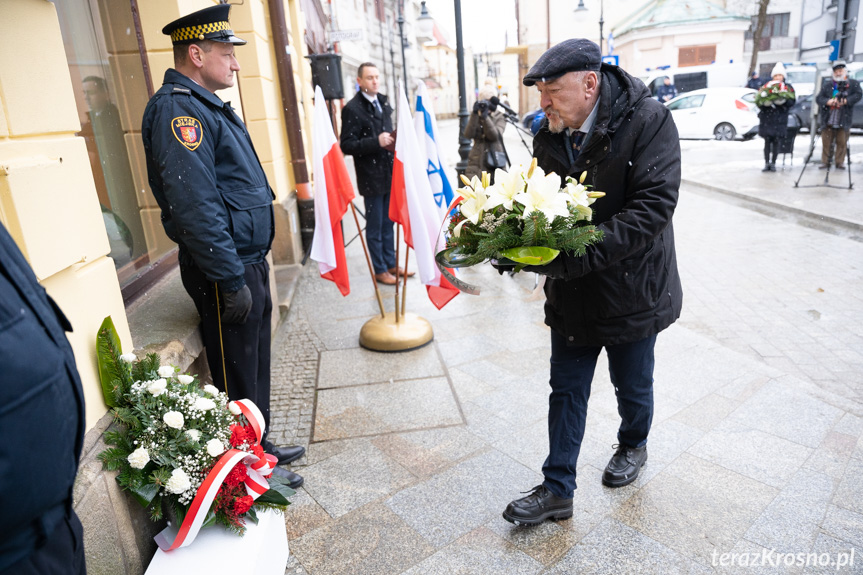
[154,398,276,551]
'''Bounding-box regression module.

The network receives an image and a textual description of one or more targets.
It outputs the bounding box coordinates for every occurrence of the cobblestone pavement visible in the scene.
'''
[267,123,863,574]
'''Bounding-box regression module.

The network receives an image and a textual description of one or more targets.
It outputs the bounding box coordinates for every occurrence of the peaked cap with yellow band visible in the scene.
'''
[162,4,246,46]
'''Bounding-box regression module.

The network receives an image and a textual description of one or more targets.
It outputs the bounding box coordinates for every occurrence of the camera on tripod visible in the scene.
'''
[475,99,498,114]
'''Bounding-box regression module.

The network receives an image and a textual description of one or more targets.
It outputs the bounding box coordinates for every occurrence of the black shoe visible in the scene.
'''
[769,163,777,172]
[265,444,306,465]
[502,485,573,526]
[762,163,771,172]
[602,444,648,487]
[271,466,304,489]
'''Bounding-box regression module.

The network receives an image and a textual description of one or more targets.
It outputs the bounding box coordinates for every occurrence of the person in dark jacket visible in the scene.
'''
[815,60,863,170]
[746,71,763,90]
[341,63,411,285]
[141,5,303,488]
[0,222,87,574]
[756,63,796,172]
[463,84,509,183]
[655,76,677,103]
[500,39,683,526]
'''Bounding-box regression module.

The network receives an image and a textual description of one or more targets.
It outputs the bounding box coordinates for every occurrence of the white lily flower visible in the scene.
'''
[484,166,525,211]
[514,170,570,222]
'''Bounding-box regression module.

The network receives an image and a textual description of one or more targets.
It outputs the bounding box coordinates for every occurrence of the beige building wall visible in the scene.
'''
[0,0,133,431]
[615,27,748,73]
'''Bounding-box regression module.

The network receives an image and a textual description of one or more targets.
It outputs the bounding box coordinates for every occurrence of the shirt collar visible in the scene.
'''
[164,68,228,109]
[567,98,600,138]
[361,91,379,105]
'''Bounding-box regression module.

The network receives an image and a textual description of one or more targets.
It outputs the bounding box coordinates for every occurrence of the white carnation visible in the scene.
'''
[166,468,191,494]
[206,438,225,457]
[147,378,167,397]
[194,397,216,411]
[228,402,242,415]
[177,374,195,385]
[163,410,184,429]
[202,384,219,396]
[119,353,137,363]
[185,429,201,441]
[158,365,175,378]
[127,447,150,469]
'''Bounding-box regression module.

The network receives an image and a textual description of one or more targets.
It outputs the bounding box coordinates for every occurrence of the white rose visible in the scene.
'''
[158,365,175,378]
[163,411,184,429]
[194,397,216,411]
[202,384,219,396]
[206,438,225,457]
[166,468,191,494]
[120,353,137,363]
[177,374,195,385]
[147,379,167,397]
[127,447,150,469]
[228,402,242,415]
[185,429,201,441]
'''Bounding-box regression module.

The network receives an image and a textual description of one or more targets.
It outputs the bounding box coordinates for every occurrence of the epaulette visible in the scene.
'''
[172,86,192,94]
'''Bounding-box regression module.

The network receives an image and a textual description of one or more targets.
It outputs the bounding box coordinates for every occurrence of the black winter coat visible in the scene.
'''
[0,223,85,571]
[756,82,795,138]
[340,91,394,197]
[532,64,683,346]
[142,69,275,293]
[816,77,863,129]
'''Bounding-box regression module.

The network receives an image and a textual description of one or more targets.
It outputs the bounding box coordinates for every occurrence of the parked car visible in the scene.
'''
[639,62,749,98]
[665,87,758,140]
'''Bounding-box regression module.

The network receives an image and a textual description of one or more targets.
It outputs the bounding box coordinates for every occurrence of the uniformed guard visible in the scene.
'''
[142,4,304,488]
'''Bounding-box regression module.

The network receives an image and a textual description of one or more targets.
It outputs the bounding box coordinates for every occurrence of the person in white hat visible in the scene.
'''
[755,63,795,172]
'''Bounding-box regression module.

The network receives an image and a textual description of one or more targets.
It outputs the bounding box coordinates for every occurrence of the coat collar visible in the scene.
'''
[164,68,229,109]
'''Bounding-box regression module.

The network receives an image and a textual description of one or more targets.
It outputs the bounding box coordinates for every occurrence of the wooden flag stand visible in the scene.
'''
[352,212,432,352]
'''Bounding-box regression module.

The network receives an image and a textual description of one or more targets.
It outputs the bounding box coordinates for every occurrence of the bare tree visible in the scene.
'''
[748,0,771,77]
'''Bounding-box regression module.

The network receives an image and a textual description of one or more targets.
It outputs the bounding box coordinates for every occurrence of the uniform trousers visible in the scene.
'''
[363,193,396,274]
[542,330,657,499]
[0,511,86,575]
[181,260,273,435]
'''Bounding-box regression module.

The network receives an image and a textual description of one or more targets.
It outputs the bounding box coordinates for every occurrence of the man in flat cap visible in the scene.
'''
[500,38,683,525]
[815,60,862,170]
[142,5,304,488]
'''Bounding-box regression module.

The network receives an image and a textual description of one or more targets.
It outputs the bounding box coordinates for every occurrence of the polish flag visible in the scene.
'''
[310,85,355,295]
[389,82,459,309]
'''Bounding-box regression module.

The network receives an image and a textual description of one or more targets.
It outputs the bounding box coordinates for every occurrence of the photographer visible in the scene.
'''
[816,61,862,170]
[464,84,508,183]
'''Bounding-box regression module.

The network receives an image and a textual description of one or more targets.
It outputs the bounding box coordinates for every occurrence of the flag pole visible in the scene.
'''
[350,203,386,318]
[400,248,409,318]
[393,223,401,323]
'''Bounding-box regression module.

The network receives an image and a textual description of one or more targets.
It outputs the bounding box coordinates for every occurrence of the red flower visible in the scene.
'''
[251,444,265,459]
[224,463,248,487]
[234,495,254,515]
[230,424,254,447]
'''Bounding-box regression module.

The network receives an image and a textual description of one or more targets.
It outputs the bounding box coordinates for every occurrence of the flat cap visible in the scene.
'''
[523,39,601,86]
[162,5,246,46]
[833,60,847,70]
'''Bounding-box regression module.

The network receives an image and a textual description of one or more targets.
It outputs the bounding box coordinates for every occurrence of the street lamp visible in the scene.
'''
[397,0,409,90]
[416,1,434,44]
[575,0,604,55]
[454,0,471,176]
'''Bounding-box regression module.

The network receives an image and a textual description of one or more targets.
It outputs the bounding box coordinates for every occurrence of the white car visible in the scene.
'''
[665,87,759,141]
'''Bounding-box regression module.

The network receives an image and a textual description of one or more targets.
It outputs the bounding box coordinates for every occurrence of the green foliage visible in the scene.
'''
[96,316,124,408]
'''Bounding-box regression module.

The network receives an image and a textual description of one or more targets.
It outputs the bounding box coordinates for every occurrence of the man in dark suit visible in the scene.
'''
[0,221,87,574]
[340,62,412,285]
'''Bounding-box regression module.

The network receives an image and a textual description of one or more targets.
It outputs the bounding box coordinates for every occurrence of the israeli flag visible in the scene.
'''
[608,32,614,55]
[414,82,455,213]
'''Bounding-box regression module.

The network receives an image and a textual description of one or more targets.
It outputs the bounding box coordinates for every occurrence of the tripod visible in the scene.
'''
[501,111,535,155]
[795,126,853,189]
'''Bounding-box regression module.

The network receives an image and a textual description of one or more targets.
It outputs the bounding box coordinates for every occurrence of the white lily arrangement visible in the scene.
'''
[437,159,605,270]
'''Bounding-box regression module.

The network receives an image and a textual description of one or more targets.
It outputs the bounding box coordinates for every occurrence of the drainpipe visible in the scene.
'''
[267,0,314,251]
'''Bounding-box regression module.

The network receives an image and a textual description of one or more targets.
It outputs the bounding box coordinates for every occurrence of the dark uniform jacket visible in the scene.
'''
[815,77,863,129]
[463,109,507,180]
[142,69,275,293]
[340,91,394,197]
[532,64,683,346]
[757,82,795,139]
[0,223,85,571]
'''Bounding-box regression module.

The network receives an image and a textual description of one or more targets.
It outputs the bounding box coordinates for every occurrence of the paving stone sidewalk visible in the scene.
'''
[267,169,863,573]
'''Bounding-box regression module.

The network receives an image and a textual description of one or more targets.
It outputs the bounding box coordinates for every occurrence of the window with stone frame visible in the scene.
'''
[678,45,717,67]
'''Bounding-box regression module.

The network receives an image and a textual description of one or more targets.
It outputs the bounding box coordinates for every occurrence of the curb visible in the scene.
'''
[682,179,863,238]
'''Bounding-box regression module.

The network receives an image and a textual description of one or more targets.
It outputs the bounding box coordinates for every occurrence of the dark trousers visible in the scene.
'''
[542,330,657,498]
[763,136,781,164]
[1,512,86,575]
[180,260,273,434]
[363,194,396,274]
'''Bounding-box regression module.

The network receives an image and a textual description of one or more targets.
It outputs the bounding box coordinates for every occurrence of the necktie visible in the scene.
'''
[565,131,586,165]
[373,99,382,117]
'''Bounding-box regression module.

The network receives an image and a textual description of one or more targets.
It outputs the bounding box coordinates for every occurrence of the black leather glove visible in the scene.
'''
[522,257,567,280]
[490,259,517,275]
[221,284,252,324]
[472,101,481,113]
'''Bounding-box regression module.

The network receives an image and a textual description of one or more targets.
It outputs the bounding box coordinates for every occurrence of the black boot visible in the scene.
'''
[762,163,772,172]
[602,444,648,487]
[502,485,573,525]
[769,163,777,172]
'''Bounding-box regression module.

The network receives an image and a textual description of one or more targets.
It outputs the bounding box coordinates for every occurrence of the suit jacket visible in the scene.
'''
[0,222,85,570]
[340,91,394,197]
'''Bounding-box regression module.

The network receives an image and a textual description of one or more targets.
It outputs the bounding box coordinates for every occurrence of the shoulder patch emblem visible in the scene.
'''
[172,116,203,151]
